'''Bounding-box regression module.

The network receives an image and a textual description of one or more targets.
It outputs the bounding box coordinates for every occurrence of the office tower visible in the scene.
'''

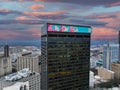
[0,68,40,90]
[4,45,9,57]
[103,43,119,70]
[41,23,92,90]
[17,53,40,73]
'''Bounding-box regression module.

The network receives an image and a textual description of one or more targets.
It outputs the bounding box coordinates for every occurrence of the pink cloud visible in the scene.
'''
[0,30,20,40]
[85,12,120,29]
[0,9,11,13]
[92,27,118,40]
[97,12,120,29]
[16,16,31,20]
[109,1,120,7]
[23,10,67,17]
[30,4,44,11]
[25,25,43,38]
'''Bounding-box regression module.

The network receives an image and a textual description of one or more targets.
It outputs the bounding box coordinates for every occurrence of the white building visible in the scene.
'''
[103,43,119,70]
[89,71,94,88]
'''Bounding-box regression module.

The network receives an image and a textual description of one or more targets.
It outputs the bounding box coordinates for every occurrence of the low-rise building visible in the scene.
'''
[111,62,120,79]
[0,68,40,90]
[0,57,12,76]
[98,67,114,80]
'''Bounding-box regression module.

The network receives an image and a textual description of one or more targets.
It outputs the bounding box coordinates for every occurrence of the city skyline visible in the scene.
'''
[0,0,120,45]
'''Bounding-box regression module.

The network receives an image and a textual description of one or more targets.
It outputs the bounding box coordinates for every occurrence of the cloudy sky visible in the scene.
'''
[0,0,120,45]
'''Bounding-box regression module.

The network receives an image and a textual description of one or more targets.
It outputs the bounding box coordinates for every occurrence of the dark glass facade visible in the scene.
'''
[41,23,92,90]
[4,45,9,57]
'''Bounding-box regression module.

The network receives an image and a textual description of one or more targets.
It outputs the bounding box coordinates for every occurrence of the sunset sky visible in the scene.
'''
[0,0,120,45]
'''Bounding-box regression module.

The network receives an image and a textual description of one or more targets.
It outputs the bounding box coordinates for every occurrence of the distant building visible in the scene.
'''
[98,67,114,80]
[89,71,94,88]
[90,47,103,68]
[0,57,12,77]
[41,23,92,90]
[111,62,120,80]
[0,68,40,90]
[103,44,119,70]
[90,57,103,68]
[119,31,120,61]
[0,45,12,76]
[4,45,9,57]
[17,53,40,73]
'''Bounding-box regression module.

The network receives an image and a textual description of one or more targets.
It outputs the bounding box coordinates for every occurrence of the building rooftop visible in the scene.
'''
[0,68,38,83]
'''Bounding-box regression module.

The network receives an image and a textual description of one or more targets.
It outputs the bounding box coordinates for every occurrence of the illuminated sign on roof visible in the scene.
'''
[48,24,92,33]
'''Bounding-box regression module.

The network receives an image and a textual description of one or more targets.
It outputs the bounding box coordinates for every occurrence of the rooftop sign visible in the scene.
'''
[47,23,92,33]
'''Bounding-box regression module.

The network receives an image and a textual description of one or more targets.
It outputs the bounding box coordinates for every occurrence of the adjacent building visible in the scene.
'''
[41,23,92,90]
[0,45,12,76]
[0,68,40,90]
[111,62,120,80]
[17,53,40,73]
[89,71,94,88]
[0,57,12,76]
[98,67,114,80]
[103,43,119,70]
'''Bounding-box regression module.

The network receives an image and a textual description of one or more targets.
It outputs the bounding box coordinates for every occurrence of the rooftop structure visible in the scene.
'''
[0,68,40,90]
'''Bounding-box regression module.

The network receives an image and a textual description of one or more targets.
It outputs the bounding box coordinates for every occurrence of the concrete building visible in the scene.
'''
[0,68,40,90]
[17,54,40,73]
[98,67,114,80]
[0,45,12,76]
[111,62,120,79]
[0,57,12,76]
[103,43,119,70]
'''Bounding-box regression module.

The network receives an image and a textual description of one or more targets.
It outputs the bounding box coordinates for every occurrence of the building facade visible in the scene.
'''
[17,54,40,73]
[41,23,92,90]
[111,63,120,80]
[0,57,12,76]
[103,44,119,70]
[98,67,114,80]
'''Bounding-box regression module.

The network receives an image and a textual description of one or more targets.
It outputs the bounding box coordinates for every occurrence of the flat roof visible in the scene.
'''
[47,23,91,28]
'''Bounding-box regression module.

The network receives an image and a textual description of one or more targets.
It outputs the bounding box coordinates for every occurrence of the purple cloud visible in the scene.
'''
[1,0,120,7]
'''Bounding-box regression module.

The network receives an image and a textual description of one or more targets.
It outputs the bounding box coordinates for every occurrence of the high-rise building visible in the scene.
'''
[17,53,40,73]
[103,43,119,70]
[4,45,9,57]
[41,23,92,90]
